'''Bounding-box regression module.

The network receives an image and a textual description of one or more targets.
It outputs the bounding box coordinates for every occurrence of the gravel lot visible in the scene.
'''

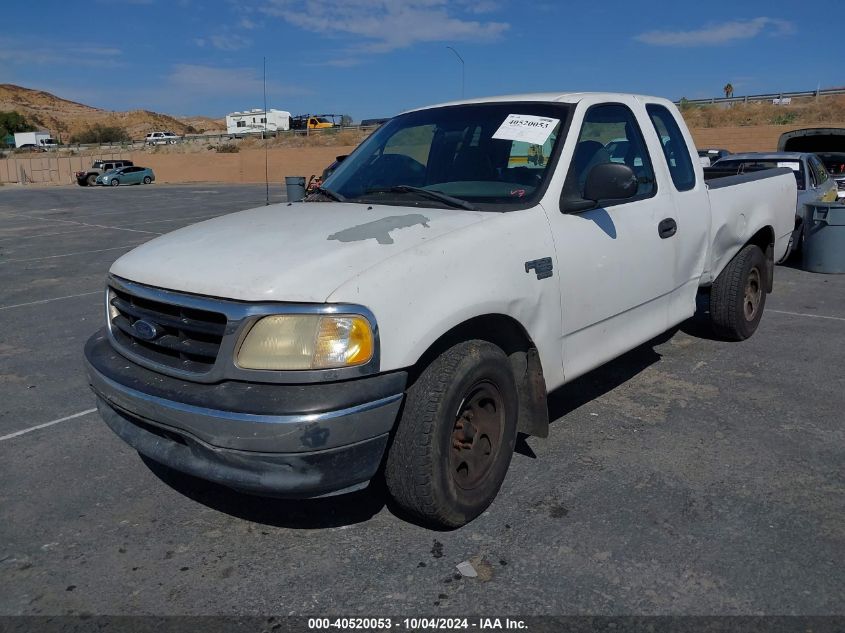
[0,184,843,616]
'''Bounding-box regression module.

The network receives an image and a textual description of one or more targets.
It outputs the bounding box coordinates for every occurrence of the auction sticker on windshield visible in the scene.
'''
[493,114,559,145]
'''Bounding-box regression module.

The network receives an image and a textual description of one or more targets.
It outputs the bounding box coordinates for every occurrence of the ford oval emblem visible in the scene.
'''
[132,319,159,341]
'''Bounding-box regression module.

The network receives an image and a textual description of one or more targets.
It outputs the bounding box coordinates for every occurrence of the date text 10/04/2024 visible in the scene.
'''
[307,618,528,630]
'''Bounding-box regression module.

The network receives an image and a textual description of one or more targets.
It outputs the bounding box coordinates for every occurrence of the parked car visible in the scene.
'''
[778,128,845,199]
[85,92,795,528]
[815,152,845,199]
[96,166,155,186]
[15,144,47,153]
[145,131,180,145]
[75,159,134,186]
[707,152,838,255]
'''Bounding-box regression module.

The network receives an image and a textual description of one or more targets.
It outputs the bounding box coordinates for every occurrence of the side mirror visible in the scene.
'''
[335,154,348,163]
[562,163,639,213]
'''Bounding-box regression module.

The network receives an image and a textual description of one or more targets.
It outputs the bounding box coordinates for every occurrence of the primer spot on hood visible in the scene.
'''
[328,214,430,245]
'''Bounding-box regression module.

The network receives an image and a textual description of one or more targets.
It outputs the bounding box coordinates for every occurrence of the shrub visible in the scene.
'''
[216,144,239,153]
[69,124,131,144]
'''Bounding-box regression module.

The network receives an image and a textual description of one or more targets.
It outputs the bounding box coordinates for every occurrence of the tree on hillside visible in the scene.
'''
[0,111,36,138]
[723,83,734,98]
[53,120,68,144]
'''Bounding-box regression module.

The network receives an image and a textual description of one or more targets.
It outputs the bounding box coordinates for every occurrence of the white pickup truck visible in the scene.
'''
[85,93,796,527]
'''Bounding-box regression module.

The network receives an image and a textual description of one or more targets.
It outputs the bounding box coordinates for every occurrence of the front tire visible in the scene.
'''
[110,178,119,187]
[710,244,767,340]
[385,340,518,528]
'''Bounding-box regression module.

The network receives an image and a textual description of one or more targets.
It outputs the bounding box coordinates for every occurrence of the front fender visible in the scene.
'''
[327,206,565,390]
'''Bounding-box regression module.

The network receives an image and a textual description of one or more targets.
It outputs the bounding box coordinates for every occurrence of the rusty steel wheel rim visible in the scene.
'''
[450,380,504,491]
[744,267,762,321]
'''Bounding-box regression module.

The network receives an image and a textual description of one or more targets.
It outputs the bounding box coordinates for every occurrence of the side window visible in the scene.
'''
[810,156,829,184]
[564,103,656,203]
[383,124,436,168]
[806,161,817,188]
[646,104,696,191]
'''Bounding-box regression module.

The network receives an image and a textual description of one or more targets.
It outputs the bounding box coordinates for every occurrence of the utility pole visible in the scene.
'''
[263,56,269,206]
[446,46,465,99]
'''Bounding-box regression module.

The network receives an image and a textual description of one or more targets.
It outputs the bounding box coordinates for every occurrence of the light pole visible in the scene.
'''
[446,46,464,99]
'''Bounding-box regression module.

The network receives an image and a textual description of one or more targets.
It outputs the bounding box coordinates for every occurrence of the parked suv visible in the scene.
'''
[75,159,134,187]
[145,131,180,145]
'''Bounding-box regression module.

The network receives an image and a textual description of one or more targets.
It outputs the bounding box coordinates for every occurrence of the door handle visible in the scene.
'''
[658,218,677,239]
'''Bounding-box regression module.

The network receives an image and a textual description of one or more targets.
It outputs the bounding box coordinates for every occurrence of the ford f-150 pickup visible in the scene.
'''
[84,93,796,527]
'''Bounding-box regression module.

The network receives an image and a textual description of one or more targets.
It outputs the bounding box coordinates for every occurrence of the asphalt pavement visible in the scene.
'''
[0,183,842,616]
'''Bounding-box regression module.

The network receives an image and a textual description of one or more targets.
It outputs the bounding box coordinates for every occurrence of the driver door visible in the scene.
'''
[546,103,677,381]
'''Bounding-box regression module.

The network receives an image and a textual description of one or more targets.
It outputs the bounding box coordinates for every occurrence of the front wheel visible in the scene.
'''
[709,244,767,340]
[110,178,120,187]
[385,340,518,528]
[142,176,152,184]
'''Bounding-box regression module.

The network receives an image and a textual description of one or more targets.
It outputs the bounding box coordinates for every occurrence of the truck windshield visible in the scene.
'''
[321,102,569,210]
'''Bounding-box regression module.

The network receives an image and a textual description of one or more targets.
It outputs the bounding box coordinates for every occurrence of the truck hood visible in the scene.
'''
[110,201,493,302]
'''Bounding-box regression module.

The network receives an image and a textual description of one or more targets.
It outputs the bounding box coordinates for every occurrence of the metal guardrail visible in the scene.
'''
[675,87,845,106]
[2,125,378,156]
[0,125,382,155]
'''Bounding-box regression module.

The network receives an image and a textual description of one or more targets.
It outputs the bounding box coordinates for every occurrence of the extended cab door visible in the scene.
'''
[643,102,710,324]
[546,102,677,381]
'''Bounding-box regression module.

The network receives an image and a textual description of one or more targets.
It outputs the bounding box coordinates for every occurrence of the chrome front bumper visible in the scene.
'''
[84,330,406,497]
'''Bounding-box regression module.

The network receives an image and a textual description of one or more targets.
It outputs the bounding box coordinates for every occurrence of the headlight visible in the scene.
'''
[236,314,374,370]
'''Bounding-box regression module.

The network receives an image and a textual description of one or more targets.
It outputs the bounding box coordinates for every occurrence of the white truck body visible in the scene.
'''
[14,131,56,148]
[87,92,796,525]
[226,108,291,135]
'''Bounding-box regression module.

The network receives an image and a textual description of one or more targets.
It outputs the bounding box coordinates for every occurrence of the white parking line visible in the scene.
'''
[769,309,845,322]
[0,408,97,442]
[0,244,144,264]
[2,212,162,236]
[0,291,101,311]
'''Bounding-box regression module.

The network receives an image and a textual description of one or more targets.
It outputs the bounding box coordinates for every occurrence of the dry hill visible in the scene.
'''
[0,84,225,141]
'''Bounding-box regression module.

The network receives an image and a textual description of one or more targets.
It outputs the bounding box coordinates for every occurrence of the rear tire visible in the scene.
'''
[385,340,518,528]
[143,176,152,184]
[710,244,767,341]
[86,174,97,186]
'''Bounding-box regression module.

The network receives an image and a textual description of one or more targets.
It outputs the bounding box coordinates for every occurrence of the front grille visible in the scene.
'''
[108,285,227,374]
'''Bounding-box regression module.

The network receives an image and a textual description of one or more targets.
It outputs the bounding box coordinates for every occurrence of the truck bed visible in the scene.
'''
[703,168,797,282]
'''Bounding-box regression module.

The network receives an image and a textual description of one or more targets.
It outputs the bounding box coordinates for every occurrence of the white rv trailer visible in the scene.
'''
[226,109,291,136]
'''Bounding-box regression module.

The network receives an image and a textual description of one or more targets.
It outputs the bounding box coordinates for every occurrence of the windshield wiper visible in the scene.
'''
[366,185,476,210]
[314,186,346,202]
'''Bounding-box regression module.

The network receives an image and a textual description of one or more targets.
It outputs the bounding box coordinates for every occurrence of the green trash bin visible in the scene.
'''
[802,202,845,273]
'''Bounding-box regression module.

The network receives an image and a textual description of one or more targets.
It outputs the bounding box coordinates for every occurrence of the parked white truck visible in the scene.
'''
[85,93,796,527]
[14,131,57,149]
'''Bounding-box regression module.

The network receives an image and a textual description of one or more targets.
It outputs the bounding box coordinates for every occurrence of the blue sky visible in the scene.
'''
[0,0,838,121]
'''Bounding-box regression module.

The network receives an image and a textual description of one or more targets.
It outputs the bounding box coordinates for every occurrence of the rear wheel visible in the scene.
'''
[110,178,120,187]
[143,176,152,184]
[86,174,97,186]
[385,340,518,528]
[710,244,767,340]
